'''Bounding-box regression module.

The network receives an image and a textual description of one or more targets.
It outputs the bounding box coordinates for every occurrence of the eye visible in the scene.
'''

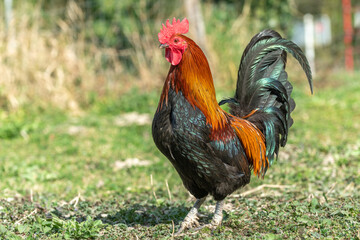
[174,38,179,43]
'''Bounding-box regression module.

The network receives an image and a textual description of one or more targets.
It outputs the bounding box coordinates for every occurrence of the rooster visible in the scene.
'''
[152,18,312,234]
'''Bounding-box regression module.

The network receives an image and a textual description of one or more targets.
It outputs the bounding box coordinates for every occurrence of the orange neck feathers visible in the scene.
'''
[159,35,227,131]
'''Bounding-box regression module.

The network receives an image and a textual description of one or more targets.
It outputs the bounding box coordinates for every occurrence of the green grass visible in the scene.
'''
[1,72,360,239]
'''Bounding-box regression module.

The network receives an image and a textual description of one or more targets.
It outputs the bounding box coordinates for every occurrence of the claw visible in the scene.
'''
[175,212,199,235]
[173,198,225,235]
[174,197,206,235]
[193,214,223,231]
[210,207,223,227]
[193,200,224,232]
[196,212,207,218]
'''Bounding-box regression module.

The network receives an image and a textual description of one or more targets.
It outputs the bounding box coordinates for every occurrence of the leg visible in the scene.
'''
[175,197,206,235]
[210,200,224,227]
[194,200,224,231]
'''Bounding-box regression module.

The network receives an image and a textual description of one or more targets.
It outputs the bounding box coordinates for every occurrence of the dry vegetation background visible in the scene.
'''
[0,1,167,112]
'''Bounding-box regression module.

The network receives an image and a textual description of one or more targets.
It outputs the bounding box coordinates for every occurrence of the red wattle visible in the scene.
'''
[165,48,183,66]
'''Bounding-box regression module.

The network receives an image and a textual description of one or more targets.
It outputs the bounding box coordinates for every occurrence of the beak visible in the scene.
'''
[159,43,169,49]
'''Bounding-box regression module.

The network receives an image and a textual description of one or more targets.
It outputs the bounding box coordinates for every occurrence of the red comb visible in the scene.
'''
[158,18,189,44]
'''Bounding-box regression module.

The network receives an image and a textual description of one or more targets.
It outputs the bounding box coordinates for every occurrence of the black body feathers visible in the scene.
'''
[153,29,312,200]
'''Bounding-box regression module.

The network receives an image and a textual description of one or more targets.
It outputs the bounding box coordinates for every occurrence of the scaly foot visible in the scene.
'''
[175,208,200,235]
[174,197,206,235]
[193,200,224,231]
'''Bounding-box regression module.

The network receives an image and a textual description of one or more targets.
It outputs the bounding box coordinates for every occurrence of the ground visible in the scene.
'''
[0,72,359,239]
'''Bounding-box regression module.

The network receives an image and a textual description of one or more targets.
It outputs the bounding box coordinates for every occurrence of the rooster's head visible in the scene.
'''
[158,18,189,66]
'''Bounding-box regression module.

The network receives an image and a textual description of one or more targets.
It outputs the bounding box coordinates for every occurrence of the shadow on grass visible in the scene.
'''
[95,203,190,226]
[49,201,197,227]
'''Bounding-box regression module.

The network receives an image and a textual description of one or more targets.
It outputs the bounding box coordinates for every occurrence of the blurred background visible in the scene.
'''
[0,0,358,112]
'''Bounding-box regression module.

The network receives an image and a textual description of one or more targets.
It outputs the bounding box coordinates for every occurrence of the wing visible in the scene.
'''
[209,135,250,180]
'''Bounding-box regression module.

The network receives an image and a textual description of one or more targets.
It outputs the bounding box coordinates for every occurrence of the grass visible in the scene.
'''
[1,72,360,239]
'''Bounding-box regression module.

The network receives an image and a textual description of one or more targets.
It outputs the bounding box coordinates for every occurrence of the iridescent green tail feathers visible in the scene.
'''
[220,29,313,169]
